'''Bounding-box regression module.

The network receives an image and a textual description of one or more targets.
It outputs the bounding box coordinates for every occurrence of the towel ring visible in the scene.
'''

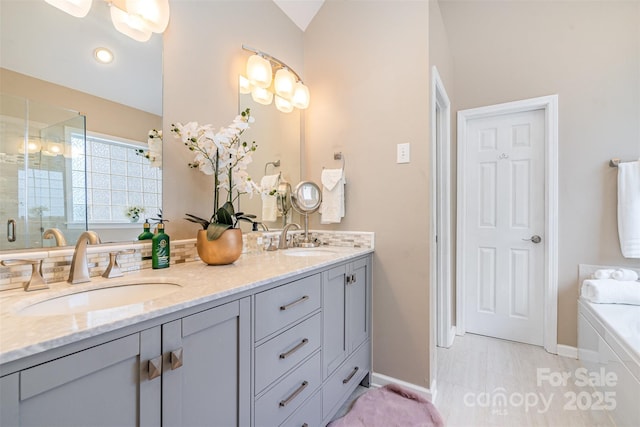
[323,152,345,170]
[264,160,281,175]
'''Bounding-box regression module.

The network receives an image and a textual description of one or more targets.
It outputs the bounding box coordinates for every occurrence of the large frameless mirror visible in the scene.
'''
[0,0,163,251]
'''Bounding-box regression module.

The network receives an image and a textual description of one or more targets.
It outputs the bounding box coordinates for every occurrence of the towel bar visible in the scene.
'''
[609,158,639,167]
[323,152,345,170]
[264,160,281,175]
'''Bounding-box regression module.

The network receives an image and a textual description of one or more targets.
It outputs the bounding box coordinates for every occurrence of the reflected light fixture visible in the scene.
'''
[44,0,93,18]
[251,86,274,106]
[44,0,170,43]
[241,44,310,113]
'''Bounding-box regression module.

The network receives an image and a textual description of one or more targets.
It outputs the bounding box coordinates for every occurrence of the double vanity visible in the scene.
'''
[0,244,373,427]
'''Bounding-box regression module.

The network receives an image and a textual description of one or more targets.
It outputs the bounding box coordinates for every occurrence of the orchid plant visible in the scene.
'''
[136,129,163,168]
[171,108,259,240]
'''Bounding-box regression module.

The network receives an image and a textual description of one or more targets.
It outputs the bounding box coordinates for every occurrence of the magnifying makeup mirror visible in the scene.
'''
[291,181,322,247]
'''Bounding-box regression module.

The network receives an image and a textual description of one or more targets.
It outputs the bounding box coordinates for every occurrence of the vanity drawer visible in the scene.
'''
[255,274,321,341]
[255,313,322,394]
[280,389,322,427]
[255,352,321,427]
[323,342,370,419]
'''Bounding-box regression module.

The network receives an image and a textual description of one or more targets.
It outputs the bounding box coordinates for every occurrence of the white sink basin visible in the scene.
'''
[18,283,182,316]
[283,249,337,257]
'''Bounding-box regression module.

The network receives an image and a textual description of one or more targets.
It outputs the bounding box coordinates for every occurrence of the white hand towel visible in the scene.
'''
[617,160,640,258]
[320,168,345,224]
[612,268,639,281]
[260,174,280,222]
[593,269,616,279]
[581,279,640,305]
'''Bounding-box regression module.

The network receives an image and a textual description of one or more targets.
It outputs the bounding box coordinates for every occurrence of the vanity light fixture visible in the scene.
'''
[242,44,310,113]
[44,0,170,43]
[93,47,114,64]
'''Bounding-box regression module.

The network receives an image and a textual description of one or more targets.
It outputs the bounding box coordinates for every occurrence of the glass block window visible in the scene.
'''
[71,132,162,224]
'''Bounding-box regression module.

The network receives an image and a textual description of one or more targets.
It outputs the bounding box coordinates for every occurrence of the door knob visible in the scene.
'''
[522,235,542,244]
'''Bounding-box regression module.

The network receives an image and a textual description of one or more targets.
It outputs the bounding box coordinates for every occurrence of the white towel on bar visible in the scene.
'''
[260,174,280,222]
[617,160,640,258]
[320,168,345,224]
[581,279,640,305]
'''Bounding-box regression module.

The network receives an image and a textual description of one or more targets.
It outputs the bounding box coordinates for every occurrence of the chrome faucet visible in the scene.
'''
[43,228,67,247]
[278,223,300,249]
[68,231,100,284]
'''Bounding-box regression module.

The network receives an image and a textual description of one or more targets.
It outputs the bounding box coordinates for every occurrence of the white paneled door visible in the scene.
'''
[463,109,545,346]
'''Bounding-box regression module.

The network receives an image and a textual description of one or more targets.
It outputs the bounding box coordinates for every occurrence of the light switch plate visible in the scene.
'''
[397,143,410,164]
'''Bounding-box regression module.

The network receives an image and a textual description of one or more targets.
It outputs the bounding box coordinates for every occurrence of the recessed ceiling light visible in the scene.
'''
[94,47,114,64]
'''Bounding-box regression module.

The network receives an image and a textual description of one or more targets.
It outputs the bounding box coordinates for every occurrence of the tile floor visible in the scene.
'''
[435,334,616,427]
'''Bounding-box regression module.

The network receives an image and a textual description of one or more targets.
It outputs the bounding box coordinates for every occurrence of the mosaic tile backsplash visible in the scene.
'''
[0,231,374,292]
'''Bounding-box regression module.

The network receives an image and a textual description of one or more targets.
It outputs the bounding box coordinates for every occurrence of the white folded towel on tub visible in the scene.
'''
[581,279,640,305]
[593,269,616,279]
[617,160,640,258]
[612,268,639,281]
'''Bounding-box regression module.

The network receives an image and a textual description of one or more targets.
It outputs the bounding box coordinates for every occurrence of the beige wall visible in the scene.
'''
[439,0,640,346]
[162,1,303,239]
[304,1,432,388]
[0,68,160,142]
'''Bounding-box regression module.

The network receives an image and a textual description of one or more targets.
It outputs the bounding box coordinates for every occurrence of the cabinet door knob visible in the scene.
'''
[148,356,162,380]
[279,381,308,407]
[170,348,183,370]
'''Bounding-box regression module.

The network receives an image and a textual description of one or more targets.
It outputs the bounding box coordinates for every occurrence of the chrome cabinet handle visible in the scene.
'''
[346,274,357,285]
[279,338,309,359]
[7,219,16,242]
[170,348,183,370]
[148,356,162,380]
[280,295,309,311]
[522,235,542,244]
[279,381,308,407]
[342,366,359,384]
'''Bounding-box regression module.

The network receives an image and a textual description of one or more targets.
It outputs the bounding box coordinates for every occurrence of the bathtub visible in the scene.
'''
[577,264,640,426]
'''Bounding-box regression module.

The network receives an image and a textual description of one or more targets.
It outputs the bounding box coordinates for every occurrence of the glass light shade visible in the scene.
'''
[125,0,170,33]
[275,95,294,113]
[251,87,273,106]
[246,54,272,89]
[110,5,152,42]
[274,68,296,99]
[44,0,92,18]
[291,82,310,109]
[239,75,252,94]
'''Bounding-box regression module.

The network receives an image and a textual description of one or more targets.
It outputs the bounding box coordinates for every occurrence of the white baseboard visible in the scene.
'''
[556,344,578,359]
[371,372,436,402]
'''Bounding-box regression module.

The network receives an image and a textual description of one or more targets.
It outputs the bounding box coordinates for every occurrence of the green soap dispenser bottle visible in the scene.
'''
[152,222,170,269]
[138,219,154,240]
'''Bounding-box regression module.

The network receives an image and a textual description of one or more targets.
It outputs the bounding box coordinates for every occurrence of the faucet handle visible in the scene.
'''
[102,249,134,279]
[1,259,49,291]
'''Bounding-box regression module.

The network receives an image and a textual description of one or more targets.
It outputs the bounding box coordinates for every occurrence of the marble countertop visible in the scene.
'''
[0,246,373,365]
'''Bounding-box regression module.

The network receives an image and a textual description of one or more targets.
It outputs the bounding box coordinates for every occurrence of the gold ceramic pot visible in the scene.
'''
[196,228,243,265]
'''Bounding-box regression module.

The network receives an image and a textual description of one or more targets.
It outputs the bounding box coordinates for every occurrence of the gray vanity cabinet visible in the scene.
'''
[161,298,251,427]
[321,256,371,422]
[0,298,250,427]
[322,257,370,379]
[0,329,162,427]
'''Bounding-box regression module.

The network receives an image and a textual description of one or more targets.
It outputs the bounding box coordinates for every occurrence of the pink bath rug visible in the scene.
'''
[328,384,444,427]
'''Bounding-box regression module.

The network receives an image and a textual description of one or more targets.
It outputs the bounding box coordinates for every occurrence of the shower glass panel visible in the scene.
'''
[0,93,87,250]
